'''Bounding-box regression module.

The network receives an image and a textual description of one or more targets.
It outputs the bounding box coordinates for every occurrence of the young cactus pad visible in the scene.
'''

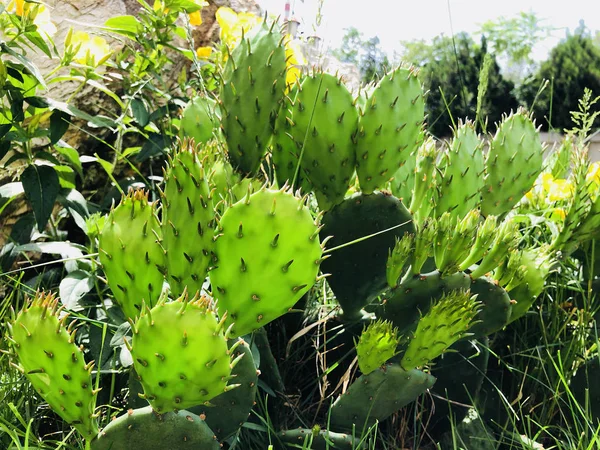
[355,320,401,374]
[356,66,425,194]
[481,109,544,217]
[400,290,481,371]
[129,292,239,413]
[219,19,287,175]
[99,189,166,321]
[180,95,217,145]
[162,143,215,297]
[330,363,436,431]
[468,277,512,338]
[91,406,220,450]
[209,187,323,337]
[8,292,98,440]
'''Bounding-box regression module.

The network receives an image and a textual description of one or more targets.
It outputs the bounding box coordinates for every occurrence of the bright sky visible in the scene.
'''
[257,0,600,61]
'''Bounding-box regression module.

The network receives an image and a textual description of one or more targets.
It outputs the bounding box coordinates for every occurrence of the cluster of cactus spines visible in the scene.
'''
[409,137,438,225]
[330,362,436,431]
[386,233,415,288]
[435,121,484,218]
[400,290,481,371]
[8,292,99,440]
[355,320,400,374]
[161,141,215,297]
[390,148,417,203]
[284,71,359,209]
[91,406,220,450]
[219,19,287,175]
[468,277,512,337]
[434,210,480,275]
[481,109,544,217]
[99,189,165,321]
[190,338,258,441]
[278,427,355,449]
[458,215,498,271]
[128,291,241,413]
[319,192,415,318]
[380,271,471,335]
[180,95,217,145]
[469,218,518,279]
[355,65,425,194]
[209,186,324,337]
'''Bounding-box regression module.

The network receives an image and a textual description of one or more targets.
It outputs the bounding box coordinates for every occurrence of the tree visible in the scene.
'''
[401,33,518,137]
[333,27,390,83]
[519,28,600,131]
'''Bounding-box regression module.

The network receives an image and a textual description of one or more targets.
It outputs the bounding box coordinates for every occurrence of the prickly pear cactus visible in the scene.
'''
[409,137,438,225]
[386,233,415,288]
[190,338,258,440]
[162,142,214,297]
[129,292,239,413]
[99,189,165,321]
[435,121,484,218]
[180,95,217,145]
[320,192,415,318]
[400,290,481,371]
[481,109,544,217]
[287,71,359,209]
[390,148,417,204]
[219,20,287,175]
[209,187,323,337]
[8,292,99,440]
[356,66,424,194]
[278,427,355,449]
[355,320,400,374]
[468,277,512,337]
[330,362,436,431]
[91,406,220,450]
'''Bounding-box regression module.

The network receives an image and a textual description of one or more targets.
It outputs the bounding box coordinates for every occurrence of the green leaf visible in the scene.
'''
[49,110,70,144]
[136,133,172,162]
[55,141,82,178]
[0,43,46,88]
[24,96,49,109]
[54,165,76,189]
[0,139,11,160]
[21,164,60,231]
[0,124,12,140]
[46,99,117,130]
[24,31,52,57]
[131,98,149,126]
[58,188,90,231]
[59,270,94,311]
[103,15,142,37]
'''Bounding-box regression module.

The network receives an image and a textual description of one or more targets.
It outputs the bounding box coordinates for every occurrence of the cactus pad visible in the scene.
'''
[129,292,238,413]
[180,96,217,145]
[8,292,98,440]
[355,320,400,374]
[356,66,424,194]
[91,406,219,450]
[210,187,323,337]
[386,233,415,288]
[468,277,512,337]
[99,190,165,321]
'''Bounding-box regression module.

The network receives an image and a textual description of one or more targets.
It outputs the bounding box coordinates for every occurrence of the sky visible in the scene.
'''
[256,0,600,61]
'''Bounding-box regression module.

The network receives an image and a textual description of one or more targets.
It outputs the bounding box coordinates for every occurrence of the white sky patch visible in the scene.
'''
[257,0,600,61]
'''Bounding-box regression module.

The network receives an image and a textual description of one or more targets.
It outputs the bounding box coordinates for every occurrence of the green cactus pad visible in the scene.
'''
[219,20,287,175]
[434,210,480,275]
[130,293,236,413]
[468,277,512,337]
[8,292,98,440]
[380,271,471,335]
[289,71,359,208]
[162,143,215,297]
[330,363,436,431]
[469,219,518,279]
[458,215,498,271]
[278,427,355,449]
[390,148,417,204]
[320,192,415,318]
[386,233,415,288]
[180,96,217,145]
[355,320,400,374]
[210,187,322,337]
[409,137,438,226]
[189,338,258,440]
[91,406,219,450]
[435,121,484,218]
[481,109,544,217]
[400,290,481,371]
[99,189,166,321]
[356,66,424,194]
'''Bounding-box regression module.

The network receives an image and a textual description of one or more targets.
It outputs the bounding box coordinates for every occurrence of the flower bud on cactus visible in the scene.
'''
[162,141,215,297]
[356,65,425,194]
[386,233,415,287]
[129,291,239,413]
[390,149,417,204]
[8,291,99,440]
[209,186,323,337]
[355,320,401,374]
[99,189,166,321]
[412,218,436,275]
[409,137,438,226]
[400,290,481,371]
[470,219,518,279]
[481,109,544,217]
[437,210,480,275]
[459,215,498,271]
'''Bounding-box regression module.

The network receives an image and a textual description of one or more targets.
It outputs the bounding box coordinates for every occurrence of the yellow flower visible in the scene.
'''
[547,178,573,202]
[14,0,24,16]
[284,34,305,90]
[587,162,600,185]
[6,1,57,36]
[196,46,212,59]
[189,10,202,26]
[551,208,566,221]
[216,7,261,49]
[72,31,112,67]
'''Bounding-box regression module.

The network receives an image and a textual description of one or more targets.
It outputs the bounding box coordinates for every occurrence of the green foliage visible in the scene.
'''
[333,27,390,83]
